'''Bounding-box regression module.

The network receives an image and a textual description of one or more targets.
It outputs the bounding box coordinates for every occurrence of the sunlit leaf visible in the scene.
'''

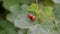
[42,6,55,21]
[28,3,38,12]
[14,12,39,29]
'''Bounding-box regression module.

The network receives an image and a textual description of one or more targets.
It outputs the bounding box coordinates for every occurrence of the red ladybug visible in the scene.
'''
[28,13,35,22]
[28,13,33,19]
[31,16,35,21]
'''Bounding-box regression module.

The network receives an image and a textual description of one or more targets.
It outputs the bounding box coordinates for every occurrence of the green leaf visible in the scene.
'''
[17,0,28,4]
[55,20,60,31]
[27,21,60,34]
[42,6,54,17]
[28,26,51,34]
[4,28,17,34]
[3,0,28,10]
[7,4,28,22]
[43,0,54,6]
[7,13,17,22]
[0,20,15,29]
[18,29,28,34]
[10,4,28,15]
[0,28,17,34]
[14,12,39,29]
[27,25,51,34]
[14,12,38,28]
[53,4,60,20]
[40,21,55,31]
[0,20,17,34]
[0,29,6,34]
[28,3,38,12]
[42,6,55,21]
[3,0,17,10]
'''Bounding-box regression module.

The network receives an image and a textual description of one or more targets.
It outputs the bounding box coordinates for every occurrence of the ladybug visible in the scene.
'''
[28,13,35,22]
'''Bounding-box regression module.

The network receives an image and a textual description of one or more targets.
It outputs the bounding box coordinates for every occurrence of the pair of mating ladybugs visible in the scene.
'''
[28,13,35,22]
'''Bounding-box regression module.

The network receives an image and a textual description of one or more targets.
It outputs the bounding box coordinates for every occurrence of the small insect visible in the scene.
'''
[28,13,35,22]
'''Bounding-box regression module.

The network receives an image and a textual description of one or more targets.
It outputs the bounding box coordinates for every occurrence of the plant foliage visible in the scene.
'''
[0,0,60,34]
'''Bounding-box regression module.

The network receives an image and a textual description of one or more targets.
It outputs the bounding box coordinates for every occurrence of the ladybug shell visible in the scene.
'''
[28,13,35,22]
[31,16,35,21]
[28,13,33,19]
